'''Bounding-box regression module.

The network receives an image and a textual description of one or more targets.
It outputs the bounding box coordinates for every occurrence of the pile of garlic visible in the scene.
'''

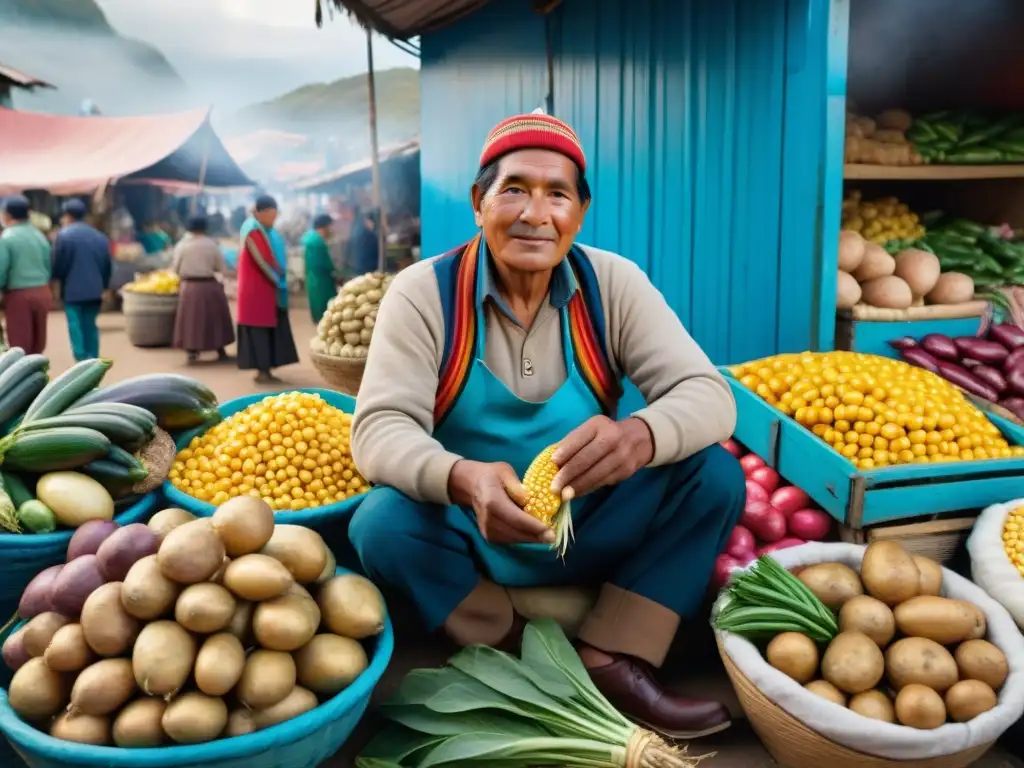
[310,272,393,359]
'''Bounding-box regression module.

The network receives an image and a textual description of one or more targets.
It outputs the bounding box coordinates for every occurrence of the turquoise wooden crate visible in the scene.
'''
[835,313,983,359]
[726,373,1024,528]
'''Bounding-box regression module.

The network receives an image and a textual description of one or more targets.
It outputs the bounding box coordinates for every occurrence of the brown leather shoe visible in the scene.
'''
[587,656,731,740]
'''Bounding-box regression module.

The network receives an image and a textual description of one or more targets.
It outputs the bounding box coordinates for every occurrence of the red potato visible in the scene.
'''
[1008,367,1024,398]
[725,526,756,561]
[1000,397,1024,421]
[1005,347,1024,373]
[749,466,781,494]
[67,521,120,563]
[96,524,159,582]
[712,554,743,590]
[2,630,30,672]
[961,358,982,369]
[720,439,744,458]
[989,323,1024,350]
[973,365,1008,395]
[920,333,959,362]
[739,454,765,475]
[887,337,917,351]
[744,503,787,543]
[745,480,769,505]
[901,347,940,373]
[51,556,106,618]
[954,337,1009,366]
[770,486,810,517]
[18,565,64,620]
[788,508,833,542]
[759,538,806,555]
[937,361,1000,402]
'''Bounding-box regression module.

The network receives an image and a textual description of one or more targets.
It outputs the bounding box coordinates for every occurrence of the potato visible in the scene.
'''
[955,639,1008,690]
[147,507,196,543]
[837,271,862,310]
[804,680,846,707]
[885,637,958,692]
[894,596,978,645]
[211,495,275,557]
[252,686,319,730]
[253,594,319,652]
[211,557,230,585]
[133,620,197,697]
[260,525,329,584]
[912,556,943,597]
[318,573,387,639]
[955,600,987,640]
[852,244,896,282]
[50,712,110,745]
[113,697,166,747]
[894,249,941,298]
[175,583,236,634]
[81,582,141,656]
[860,276,913,310]
[121,554,182,620]
[895,684,946,729]
[944,679,997,722]
[22,611,71,657]
[223,554,294,601]
[195,633,246,696]
[317,546,338,584]
[296,634,369,695]
[822,631,884,694]
[225,709,257,737]
[927,272,975,305]
[226,599,254,642]
[162,692,228,745]
[849,690,895,723]
[237,650,297,710]
[765,632,818,684]
[157,519,226,584]
[69,658,135,716]
[797,563,863,610]
[8,657,69,721]
[839,595,895,648]
[44,623,95,672]
[838,231,866,273]
[860,541,920,606]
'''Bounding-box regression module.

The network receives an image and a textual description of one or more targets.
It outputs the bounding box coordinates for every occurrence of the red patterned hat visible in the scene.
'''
[479,110,586,173]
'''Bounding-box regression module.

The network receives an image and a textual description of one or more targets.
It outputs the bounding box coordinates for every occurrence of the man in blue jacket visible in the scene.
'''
[51,200,113,361]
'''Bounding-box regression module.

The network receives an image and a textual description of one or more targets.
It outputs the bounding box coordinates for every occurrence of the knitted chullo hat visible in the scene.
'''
[479,109,587,173]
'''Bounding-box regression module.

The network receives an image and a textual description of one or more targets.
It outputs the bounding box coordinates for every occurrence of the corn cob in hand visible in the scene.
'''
[522,444,573,557]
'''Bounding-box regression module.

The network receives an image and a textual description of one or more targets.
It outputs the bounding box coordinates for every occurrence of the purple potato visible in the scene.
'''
[18,564,63,619]
[51,555,105,618]
[97,524,159,582]
[953,337,1009,366]
[921,333,959,362]
[937,361,1000,402]
[66,520,120,562]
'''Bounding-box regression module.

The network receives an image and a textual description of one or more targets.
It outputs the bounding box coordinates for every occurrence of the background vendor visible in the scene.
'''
[349,112,744,740]
[0,195,53,355]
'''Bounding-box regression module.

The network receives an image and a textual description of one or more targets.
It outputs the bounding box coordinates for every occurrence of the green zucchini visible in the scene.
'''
[64,402,157,431]
[0,371,47,429]
[0,427,110,473]
[16,412,147,449]
[22,358,113,424]
[0,471,35,509]
[106,444,146,472]
[81,459,147,498]
[0,348,25,380]
[0,355,48,400]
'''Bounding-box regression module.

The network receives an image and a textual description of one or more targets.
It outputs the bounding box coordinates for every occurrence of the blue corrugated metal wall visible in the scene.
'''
[419,0,845,365]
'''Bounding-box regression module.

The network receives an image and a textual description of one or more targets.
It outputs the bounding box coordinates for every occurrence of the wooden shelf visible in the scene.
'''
[844,164,1024,181]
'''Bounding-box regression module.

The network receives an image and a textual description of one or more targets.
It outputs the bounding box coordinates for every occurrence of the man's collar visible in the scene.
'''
[481,239,578,324]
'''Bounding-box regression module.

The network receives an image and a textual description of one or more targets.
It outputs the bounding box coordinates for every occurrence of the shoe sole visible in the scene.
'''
[630,716,732,741]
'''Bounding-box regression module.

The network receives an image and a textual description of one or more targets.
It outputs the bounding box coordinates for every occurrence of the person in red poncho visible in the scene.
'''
[235,195,299,384]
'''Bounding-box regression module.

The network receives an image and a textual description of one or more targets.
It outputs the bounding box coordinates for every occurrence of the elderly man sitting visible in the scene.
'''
[348,112,744,739]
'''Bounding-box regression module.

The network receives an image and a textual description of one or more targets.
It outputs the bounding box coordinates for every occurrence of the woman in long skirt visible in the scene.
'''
[236,196,299,384]
[171,215,235,364]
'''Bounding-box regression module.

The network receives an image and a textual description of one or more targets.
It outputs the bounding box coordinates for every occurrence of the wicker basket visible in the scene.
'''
[121,291,179,348]
[719,640,992,767]
[838,517,977,565]
[310,352,365,396]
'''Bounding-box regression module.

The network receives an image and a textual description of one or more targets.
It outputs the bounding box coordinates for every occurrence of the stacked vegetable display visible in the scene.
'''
[716,541,1008,729]
[122,271,180,296]
[844,109,923,166]
[714,440,832,588]
[908,110,1024,165]
[0,350,218,533]
[168,391,368,511]
[891,324,1024,422]
[731,350,1024,468]
[2,497,385,747]
[309,272,393,360]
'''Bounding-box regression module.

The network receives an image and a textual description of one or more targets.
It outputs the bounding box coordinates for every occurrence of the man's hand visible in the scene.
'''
[551,415,654,499]
[448,460,555,546]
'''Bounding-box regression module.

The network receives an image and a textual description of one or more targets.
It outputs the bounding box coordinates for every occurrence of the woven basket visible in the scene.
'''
[121,291,179,348]
[719,641,992,767]
[309,352,365,396]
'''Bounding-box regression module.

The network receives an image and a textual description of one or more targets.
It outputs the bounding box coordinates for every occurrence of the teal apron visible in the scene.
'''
[431,256,604,587]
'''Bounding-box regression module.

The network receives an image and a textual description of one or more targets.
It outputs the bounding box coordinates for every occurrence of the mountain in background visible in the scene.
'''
[1,0,185,115]
[228,67,420,161]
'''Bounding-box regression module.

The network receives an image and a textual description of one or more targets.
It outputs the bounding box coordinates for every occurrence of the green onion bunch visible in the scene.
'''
[714,555,838,643]
[357,619,709,768]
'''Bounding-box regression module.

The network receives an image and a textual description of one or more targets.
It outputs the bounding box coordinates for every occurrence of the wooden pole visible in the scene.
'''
[365,28,387,271]
[191,126,212,216]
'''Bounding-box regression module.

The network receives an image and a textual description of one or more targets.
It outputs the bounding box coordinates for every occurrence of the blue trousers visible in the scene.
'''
[350,444,744,637]
[65,301,101,362]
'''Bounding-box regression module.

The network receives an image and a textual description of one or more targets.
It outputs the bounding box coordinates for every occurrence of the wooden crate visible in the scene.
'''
[838,516,977,565]
[727,374,1024,530]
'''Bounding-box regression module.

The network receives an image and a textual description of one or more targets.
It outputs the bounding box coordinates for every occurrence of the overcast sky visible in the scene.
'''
[95,0,419,109]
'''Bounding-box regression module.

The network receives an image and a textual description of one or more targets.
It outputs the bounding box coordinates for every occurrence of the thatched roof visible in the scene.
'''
[321,0,493,39]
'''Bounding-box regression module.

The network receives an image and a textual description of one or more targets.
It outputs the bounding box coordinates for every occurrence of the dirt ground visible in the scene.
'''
[25,307,1024,767]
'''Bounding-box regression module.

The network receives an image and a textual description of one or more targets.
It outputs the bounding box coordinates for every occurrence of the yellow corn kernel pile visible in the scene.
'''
[523,444,561,527]
[169,391,368,511]
[1003,506,1024,576]
[732,351,1024,471]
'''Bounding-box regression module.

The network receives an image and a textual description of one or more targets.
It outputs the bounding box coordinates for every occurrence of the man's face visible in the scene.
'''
[0,212,11,228]
[472,149,587,273]
[255,208,278,229]
[61,214,73,227]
